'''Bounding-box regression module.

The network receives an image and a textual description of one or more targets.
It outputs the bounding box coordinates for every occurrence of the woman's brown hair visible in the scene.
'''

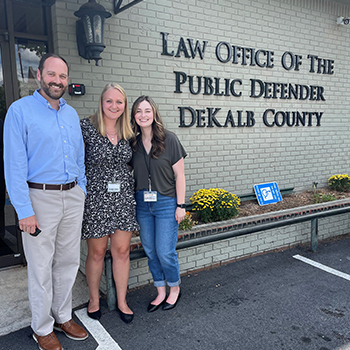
[130,95,165,158]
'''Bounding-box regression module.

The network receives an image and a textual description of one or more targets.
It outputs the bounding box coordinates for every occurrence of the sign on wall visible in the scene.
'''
[160,32,334,129]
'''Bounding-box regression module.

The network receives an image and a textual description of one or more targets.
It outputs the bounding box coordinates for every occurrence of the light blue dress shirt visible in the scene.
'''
[4,89,86,220]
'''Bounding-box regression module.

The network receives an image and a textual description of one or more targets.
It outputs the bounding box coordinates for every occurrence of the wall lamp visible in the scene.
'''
[74,0,111,66]
[337,16,350,25]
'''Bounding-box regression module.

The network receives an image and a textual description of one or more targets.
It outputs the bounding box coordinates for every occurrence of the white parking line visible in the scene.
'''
[74,308,122,350]
[293,254,350,281]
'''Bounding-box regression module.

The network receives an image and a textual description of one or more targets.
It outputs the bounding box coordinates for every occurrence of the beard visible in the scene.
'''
[40,79,67,100]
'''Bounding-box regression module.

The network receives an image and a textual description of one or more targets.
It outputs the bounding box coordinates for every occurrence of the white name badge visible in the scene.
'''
[108,181,121,193]
[144,191,157,202]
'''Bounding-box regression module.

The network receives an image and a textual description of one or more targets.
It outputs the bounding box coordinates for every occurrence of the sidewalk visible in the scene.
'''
[0,265,89,337]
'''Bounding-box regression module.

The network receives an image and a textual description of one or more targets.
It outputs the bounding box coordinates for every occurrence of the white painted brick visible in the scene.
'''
[180,262,196,271]
[195,257,213,267]
[138,273,153,283]
[213,241,229,249]
[213,253,229,262]
[128,276,138,285]
[137,259,149,268]
[178,248,196,258]
[220,246,235,255]
[188,253,204,262]
[204,248,224,258]
[257,243,274,251]
[230,237,244,245]
[229,250,244,259]
[196,245,214,254]
[129,266,149,277]
[243,247,258,255]
[178,256,188,265]
[238,242,252,250]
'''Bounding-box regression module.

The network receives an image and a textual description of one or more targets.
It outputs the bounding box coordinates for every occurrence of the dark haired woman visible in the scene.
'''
[80,83,139,323]
[130,96,186,312]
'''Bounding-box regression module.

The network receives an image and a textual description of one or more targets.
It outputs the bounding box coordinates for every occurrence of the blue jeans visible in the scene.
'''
[136,191,181,287]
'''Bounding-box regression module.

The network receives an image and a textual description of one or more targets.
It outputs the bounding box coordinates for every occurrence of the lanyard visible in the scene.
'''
[142,144,152,191]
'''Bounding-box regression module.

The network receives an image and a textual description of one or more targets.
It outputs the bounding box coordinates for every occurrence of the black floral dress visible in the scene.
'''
[80,118,139,239]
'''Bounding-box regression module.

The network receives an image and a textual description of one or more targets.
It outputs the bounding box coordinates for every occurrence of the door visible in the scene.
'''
[0,0,52,268]
[0,34,25,268]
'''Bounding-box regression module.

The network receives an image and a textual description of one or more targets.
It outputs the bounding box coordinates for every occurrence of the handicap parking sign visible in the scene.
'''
[254,182,282,206]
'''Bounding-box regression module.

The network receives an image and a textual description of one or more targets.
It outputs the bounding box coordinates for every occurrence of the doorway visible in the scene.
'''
[0,0,53,268]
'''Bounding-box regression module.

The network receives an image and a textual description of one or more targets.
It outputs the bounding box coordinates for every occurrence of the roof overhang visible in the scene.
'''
[333,0,350,5]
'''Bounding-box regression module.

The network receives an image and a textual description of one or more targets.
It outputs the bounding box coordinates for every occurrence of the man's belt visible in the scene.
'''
[27,181,77,191]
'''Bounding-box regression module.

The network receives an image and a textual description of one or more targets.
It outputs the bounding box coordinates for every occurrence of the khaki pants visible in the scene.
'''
[22,185,85,336]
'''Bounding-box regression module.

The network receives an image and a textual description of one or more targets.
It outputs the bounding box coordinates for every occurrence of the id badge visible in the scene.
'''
[108,181,121,193]
[144,191,157,202]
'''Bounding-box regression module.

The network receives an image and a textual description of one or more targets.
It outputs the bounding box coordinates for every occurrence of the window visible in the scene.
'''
[0,1,6,31]
[12,0,47,35]
[15,38,47,97]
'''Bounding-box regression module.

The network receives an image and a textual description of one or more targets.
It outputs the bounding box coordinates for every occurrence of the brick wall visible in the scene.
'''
[53,1,350,291]
[52,0,350,200]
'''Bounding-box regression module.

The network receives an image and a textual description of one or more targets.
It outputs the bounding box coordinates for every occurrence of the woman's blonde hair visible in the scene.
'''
[89,83,133,140]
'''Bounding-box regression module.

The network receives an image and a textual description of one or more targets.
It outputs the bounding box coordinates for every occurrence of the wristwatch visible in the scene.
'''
[177,203,186,209]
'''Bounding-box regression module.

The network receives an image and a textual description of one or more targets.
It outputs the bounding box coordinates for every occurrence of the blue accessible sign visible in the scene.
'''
[254,182,282,206]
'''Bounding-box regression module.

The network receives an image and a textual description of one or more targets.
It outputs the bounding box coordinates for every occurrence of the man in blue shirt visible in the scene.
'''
[4,53,88,350]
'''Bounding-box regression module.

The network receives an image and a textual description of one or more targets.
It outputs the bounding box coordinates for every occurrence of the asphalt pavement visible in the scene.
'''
[2,234,350,350]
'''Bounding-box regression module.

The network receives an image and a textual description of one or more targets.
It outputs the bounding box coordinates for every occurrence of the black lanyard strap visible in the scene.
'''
[142,145,152,191]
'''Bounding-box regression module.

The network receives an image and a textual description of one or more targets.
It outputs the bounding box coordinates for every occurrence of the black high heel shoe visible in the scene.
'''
[163,291,182,311]
[118,308,134,324]
[147,297,166,313]
[87,301,102,320]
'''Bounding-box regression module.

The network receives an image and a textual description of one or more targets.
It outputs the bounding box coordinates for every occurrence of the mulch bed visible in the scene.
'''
[238,188,350,217]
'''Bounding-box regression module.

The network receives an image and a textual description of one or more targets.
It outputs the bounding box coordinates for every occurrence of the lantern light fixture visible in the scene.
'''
[337,16,350,25]
[74,0,111,66]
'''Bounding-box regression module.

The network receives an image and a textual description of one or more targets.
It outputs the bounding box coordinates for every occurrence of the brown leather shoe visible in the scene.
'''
[53,319,88,341]
[33,332,62,350]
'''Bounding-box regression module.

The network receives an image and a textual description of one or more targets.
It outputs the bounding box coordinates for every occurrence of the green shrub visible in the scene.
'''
[328,174,350,191]
[190,188,240,223]
[314,193,336,203]
[320,194,336,202]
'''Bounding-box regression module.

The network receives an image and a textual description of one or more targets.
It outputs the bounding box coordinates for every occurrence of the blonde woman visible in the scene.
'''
[80,83,139,323]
